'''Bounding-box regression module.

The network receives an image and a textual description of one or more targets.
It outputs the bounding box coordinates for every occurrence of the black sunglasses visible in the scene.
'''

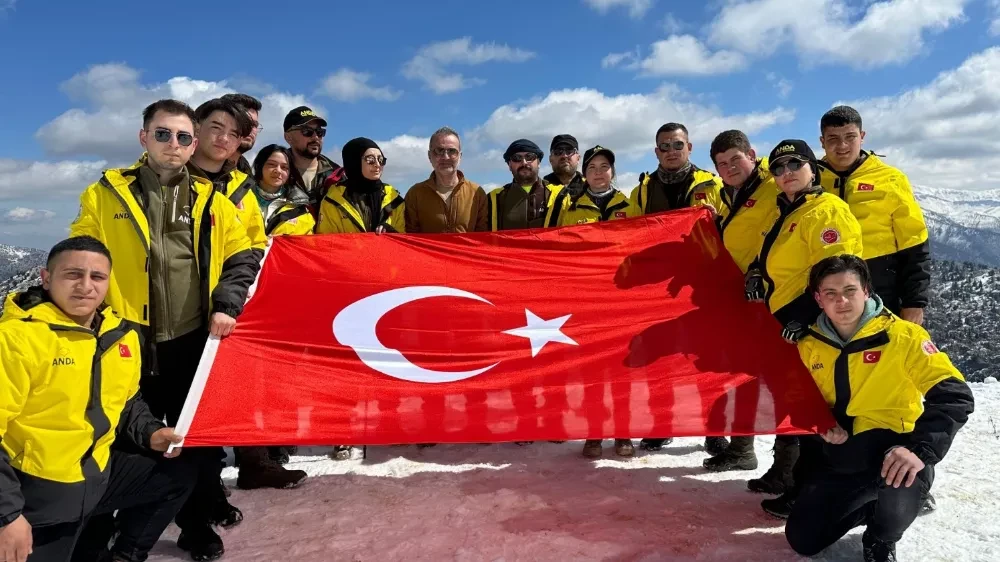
[552,147,578,157]
[152,128,194,147]
[770,158,807,177]
[295,127,326,138]
[657,140,686,152]
[509,153,539,163]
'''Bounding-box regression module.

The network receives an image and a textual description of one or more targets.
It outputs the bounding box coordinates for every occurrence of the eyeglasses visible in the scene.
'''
[294,127,326,138]
[151,128,194,147]
[657,141,686,152]
[364,155,387,166]
[770,158,807,177]
[552,147,577,157]
[509,153,538,163]
[432,147,460,159]
[250,120,263,132]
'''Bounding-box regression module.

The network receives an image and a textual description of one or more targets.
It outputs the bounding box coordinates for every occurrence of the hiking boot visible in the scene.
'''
[177,526,225,562]
[330,445,353,460]
[614,439,635,457]
[236,447,307,490]
[747,437,799,494]
[269,446,291,465]
[862,530,898,562]
[919,491,936,515]
[208,501,243,529]
[639,438,673,451]
[703,450,758,472]
[582,440,603,458]
[704,436,730,457]
[761,493,795,519]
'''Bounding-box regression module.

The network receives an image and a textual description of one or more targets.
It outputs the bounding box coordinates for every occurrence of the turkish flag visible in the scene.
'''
[177,208,834,446]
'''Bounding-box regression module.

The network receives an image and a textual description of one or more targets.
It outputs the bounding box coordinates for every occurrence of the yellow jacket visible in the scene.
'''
[818,152,930,309]
[0,289,163,526]
[69,163,259,325]
[220,171,267,253]
[630,168,724,215]
[552,189,638,226]
[799,307,974,465]
[717,159,781,274]
[266,203,316,237]
[757,190,863,326]
[316,184,405,234]
[487,182,569,231]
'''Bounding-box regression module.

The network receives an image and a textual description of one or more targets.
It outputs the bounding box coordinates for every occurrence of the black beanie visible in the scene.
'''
[342,137,383,193]
[503,139,543,162]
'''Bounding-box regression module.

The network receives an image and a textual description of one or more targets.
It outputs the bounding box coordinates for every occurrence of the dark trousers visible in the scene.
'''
[28,449,196,562]
[141,329,228,531]
[785,454,932,556]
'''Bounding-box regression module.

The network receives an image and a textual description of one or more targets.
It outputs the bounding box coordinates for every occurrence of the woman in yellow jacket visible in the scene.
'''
[251,145,316,238]
[784,255,973,562]
[743,139,864,500]
[553,145,638,227]
[316,137,405,234]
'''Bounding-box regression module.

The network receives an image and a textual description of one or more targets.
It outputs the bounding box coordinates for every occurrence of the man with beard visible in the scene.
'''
[543,134,586,198]
[221,93,262,176]
[487,139,570,231]
[283,106,345,212]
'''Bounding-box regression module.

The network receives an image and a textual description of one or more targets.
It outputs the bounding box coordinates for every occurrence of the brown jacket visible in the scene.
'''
[404,172,488,233]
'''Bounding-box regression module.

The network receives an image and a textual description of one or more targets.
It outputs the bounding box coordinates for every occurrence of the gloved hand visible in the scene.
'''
[744,269,765,302]
[781,321,806,344]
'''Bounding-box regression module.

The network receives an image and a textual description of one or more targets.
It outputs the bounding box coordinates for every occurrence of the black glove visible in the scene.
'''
[744,269,765,302]
[781,321,806,344]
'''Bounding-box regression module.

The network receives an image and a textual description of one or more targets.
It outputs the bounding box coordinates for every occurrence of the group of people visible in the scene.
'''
[0,93,976,562]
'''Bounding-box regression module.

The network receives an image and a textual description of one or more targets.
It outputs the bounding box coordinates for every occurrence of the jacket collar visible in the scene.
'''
[2,287,117,333]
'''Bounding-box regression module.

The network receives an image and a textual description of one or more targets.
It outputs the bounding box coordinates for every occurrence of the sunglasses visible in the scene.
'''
[152,128,194,147]
[364,155,387,166]
[432,147,460,158]
[295,127,326,138]
[552,147,577,157]
[657,140,686,152]
[509,153,538,163]
[770,158,807,177]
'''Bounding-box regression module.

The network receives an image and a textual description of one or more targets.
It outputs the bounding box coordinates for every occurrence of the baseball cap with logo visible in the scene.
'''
[283,106,328,132]
[582,145,615,170]
[767,139,817,166]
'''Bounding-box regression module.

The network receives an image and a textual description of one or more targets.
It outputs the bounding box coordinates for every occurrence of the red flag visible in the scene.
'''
[178,209,834,447]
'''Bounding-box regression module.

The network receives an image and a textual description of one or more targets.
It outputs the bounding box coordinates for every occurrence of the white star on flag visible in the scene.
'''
[503,309,578,357]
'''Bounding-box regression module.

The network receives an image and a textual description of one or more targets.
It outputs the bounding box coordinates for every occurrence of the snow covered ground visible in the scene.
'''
[147,383,1000,561]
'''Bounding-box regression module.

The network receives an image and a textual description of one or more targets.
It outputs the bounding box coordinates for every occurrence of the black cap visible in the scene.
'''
[768,139,817,167]
[283,106,328,132]
[550,134,578,151]
[582,145,615,170]
[504,139,543,162]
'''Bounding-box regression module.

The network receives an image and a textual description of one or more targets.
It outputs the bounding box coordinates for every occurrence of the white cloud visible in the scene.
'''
[708,0,967,68]
[766,72,793,99]
[3,207,56,222]
[471,86,794,164]
[602,50,639,69]
[583,0,653,18]
[633,35,747,76]
[616,171,642,193]
[0,159,108,202]
[402,37,535,94]
[319,69,401,102]
[991,0,1000,35]
[838,47,1000,190]
[35,63,329,162]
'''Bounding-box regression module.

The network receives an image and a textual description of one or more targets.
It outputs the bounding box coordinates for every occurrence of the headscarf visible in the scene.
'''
[342,137,383,194]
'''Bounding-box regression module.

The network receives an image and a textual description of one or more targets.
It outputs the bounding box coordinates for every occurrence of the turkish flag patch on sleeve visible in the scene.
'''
[863,350,881,363]
[821,228,841,244]
[695,193,707,200]
[119,343,132,358]
[922,340,940,355]
[614,211,627,219]
[857,183,875,192]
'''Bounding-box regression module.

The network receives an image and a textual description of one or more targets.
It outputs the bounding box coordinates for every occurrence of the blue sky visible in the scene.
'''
[1,0,998,248]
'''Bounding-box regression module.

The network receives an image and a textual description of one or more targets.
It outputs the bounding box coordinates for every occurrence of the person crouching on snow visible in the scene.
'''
[785,255,974,562]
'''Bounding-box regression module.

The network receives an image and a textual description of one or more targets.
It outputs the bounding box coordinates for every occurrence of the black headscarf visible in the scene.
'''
[342,137,383,194]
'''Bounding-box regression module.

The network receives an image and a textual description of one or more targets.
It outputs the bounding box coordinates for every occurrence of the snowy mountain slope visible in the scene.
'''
[144,382,999,561]
[913,185,1000,267]
[0,243,45,280]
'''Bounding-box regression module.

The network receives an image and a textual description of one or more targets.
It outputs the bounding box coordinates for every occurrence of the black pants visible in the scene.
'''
[141,329,228,531]
[28,449,197,562]
[785,457,932,556]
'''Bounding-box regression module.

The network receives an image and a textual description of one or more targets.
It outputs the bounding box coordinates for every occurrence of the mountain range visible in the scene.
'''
[913,185,1000,267]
